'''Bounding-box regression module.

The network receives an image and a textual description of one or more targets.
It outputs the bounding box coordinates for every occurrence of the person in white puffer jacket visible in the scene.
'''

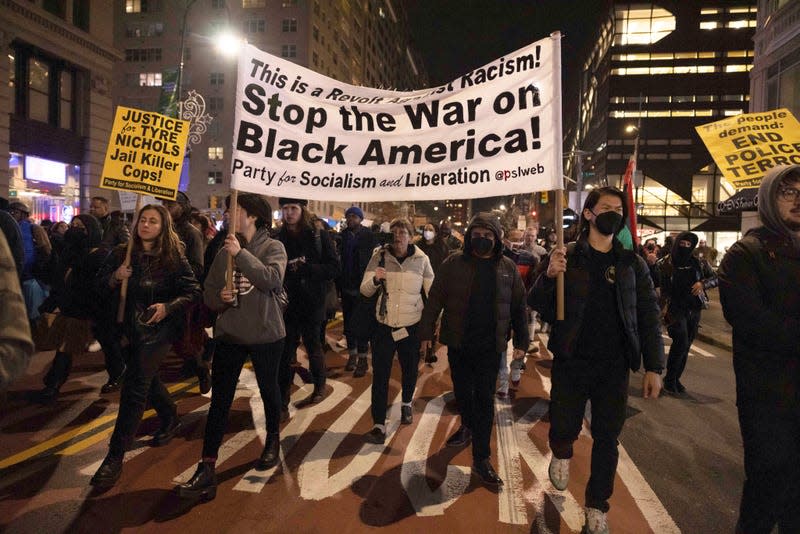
[360,218,434,444]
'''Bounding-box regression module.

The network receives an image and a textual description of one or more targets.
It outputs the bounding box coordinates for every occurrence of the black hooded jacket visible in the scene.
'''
[528,236,664,373]
[419,212,529,353]
[654,231,718,314]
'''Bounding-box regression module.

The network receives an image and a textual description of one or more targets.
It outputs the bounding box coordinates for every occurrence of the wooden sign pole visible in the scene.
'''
[117,194,142,323]
[225,189,239,290]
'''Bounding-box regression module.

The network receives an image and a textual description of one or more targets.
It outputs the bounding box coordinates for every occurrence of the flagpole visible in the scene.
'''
[551,31,565,321]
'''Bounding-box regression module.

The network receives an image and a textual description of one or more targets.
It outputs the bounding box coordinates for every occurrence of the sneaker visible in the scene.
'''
[365,426,386,444]
[87,340,102,353]
[583,507,609,534]
[401,405,413,425]
[445,425,472,447]
[548,457,570,491]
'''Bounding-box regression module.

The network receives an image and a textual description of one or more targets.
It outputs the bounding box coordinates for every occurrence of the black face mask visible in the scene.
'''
[64,227,88,247]
[472,236,494,256]
[673,246,692,264]
[591,210,623,236]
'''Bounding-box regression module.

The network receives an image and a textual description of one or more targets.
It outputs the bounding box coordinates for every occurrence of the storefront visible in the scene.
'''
[8,152,81,224]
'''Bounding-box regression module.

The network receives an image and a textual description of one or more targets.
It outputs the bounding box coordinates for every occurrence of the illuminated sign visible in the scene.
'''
[25,155,66,185]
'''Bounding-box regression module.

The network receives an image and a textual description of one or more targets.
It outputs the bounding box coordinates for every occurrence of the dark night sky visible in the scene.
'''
[402,0,607,211]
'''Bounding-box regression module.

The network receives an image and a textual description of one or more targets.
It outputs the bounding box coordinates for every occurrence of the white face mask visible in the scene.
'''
[423,230,435,241]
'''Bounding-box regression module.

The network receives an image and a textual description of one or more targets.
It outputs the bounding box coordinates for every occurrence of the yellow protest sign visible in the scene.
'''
[100,106,189,200]
[695,108,800,189]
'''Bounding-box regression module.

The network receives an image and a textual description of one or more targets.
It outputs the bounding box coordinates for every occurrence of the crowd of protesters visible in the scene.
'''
[2,164,797,534]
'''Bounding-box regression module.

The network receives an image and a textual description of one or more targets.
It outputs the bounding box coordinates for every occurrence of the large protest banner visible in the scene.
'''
[100,106,190,201]
[231,34,563,201]
[695,108,800,190]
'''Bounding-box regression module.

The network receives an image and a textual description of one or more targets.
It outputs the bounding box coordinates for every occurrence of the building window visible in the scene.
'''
[28,58,50,123]
[211,0,226,7]
[208,146,224,160]
[126,22,164,37]
[614,5,676,46]
[59,70,73,130]
[126,0,160,13]
[138,72,162,86]
[210,72,224,85]
[126,0,142,13]
[208,171,223,185]
[125,48,162,62]
[282,18,298,32]
[208,97,223,113]
[281,45,297,58]
[243,18,266,33]
[242,0,266,8]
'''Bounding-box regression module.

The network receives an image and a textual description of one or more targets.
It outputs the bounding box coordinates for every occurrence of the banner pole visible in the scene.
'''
[117,194,142,323]
[551,31,565,321]
[225,189,239,290]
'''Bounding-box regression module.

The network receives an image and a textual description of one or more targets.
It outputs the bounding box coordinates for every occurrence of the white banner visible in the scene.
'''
[232,34,563,201]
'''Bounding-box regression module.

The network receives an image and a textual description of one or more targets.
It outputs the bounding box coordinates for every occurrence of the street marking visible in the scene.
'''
[616,445,681,533]
[495,395,528,525]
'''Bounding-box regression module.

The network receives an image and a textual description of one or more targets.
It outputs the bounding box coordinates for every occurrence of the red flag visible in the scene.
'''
[622,155,638,247]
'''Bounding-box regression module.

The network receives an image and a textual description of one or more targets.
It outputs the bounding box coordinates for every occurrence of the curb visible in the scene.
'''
[695,332,732,353]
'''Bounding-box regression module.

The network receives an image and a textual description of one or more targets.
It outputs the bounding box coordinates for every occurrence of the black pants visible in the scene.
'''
[280,313,325,403]
[202,339,285,459]
[342,292,369,353]
[108,341,175,457]
[94,320,127,381]
[548,356,629,513]
[370,323,419,425]
[447,345,501,462]
[665,308,700,386]
[44,351,71,390]
[736,396,800,534]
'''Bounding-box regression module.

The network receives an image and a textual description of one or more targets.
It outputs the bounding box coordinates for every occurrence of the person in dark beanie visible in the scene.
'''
[419,212,528,488]
[276,198,340,411]
[177,194,287,500]
[528,186,664,534]
[654,231,717,395]
[338,205,377,374]
[90,196,130,247]
[718,165,800,534]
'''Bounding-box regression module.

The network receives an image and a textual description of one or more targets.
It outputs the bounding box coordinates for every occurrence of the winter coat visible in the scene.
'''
[0,230,33,391]
[416,238,451,276]
[276,225,340,322]
[360,244,434,328]
[419,212,529,353]
[98,213,131,247]
[174,220,205,281]
[204,228,287,345]
[528,238,665,373]
[718,226,800,402]
[338,224,377,293]
[103,246,200,346]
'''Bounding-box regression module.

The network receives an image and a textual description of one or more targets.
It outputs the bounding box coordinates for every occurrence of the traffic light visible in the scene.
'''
[541,191,549,204]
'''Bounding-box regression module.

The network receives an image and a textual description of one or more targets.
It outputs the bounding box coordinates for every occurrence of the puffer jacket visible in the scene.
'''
[419,212,529,353]
[718,226,800,402]
[528,237,664,372]
[361,243,434,328]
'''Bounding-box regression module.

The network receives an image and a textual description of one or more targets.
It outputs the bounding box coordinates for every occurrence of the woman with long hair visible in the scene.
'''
[177,194,287,500]
[90,204,200,489]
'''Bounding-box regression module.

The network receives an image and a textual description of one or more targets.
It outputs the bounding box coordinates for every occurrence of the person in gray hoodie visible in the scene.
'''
[718,165,800,534]
[177,193,287,501]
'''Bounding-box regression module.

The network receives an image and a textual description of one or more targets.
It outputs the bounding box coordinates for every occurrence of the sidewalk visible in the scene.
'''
[695,287,732,352]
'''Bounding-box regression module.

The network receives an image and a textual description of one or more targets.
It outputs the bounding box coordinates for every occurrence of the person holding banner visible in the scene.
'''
[361,218,433,443]
[528,187,664,534]
[276,198,340,411]
[90,204,200,489]
[177,194,287,500]
[718,165,800,534]
[419,212,528,487]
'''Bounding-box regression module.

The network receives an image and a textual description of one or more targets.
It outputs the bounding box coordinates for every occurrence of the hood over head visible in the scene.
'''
[758,164,800,247]
[671,231,698,256]
[464,212,503,258]
[73,213,103,248]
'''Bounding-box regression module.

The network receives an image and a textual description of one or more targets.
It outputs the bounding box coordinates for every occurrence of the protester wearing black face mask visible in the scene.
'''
[528,186,664,534]
[419,212,529,488]
[654,231,717,396]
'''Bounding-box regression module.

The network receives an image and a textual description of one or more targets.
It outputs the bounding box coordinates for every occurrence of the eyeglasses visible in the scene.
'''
[778,187,800,202]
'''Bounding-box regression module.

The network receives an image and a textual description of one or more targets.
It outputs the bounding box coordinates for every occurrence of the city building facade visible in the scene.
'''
[114,0,427,222]
[566,1,757,254]
[1,0,120,222]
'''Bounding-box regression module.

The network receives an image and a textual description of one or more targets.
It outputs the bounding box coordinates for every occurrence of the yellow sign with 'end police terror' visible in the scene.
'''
[695,108,800,190]
[100,106,189,200]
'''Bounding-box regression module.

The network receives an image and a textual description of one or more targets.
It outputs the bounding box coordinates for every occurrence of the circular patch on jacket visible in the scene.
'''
[605,265,616,284]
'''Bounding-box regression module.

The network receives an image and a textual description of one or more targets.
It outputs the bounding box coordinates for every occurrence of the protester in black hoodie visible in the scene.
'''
[32,213,104,403]
[718,165,800,534]
[419,212,528,488]
[654,231,717,395]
